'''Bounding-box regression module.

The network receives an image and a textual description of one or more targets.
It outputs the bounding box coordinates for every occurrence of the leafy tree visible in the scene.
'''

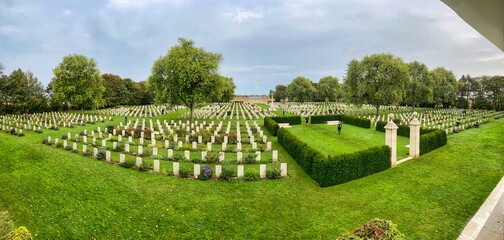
[207,76,235,102]
[481,75,504,110]
[431,67,457,108]
[147,38,226,122]
[273,85,288,102]
[135,81,153,105]
[344,53,409,115]
[405,61,433,111]
[0,69,47,114]
[50,54,105,110]
[316,76,340,102]
[287,76,315,102]
[102,73,128,107]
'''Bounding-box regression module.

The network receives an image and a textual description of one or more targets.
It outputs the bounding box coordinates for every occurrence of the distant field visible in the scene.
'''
[287,123,410,159]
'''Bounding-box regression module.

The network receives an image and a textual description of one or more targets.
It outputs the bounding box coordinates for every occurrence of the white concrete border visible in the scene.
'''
[458,176,504,240]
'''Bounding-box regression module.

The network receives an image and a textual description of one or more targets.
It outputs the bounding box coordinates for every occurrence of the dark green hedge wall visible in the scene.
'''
[271,116,302,125]
[340,115,371,128]
[310,115,341,124]
[420,130,447,155]
[264,117,279,136]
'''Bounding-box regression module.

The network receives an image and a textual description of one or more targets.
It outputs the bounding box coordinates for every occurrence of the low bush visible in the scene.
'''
[338,218,405,240]
[420,129,447,155]
[244,172,259,181]
[219,168,235,181]
[266,168,282,179]
[271,116,302,125]
[179,169,190,178]
[119,160,135,169]
[197,165,212,180]
[264,117,279,136]
[3,226,33,240]
[96,151,106,161]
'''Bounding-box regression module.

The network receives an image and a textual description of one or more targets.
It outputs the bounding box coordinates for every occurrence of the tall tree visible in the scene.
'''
[0,69,47,114]
[102,73,128,107]
[207,76,235,102]
[273,85,288,102]
[431,67,457,108]
[316,76,340,102]
[287,76,315,102]
[406,61,433,111]
[147,38,226,122]
[344,53,409,115]
[50,54,105,110]
[482,75,504,110]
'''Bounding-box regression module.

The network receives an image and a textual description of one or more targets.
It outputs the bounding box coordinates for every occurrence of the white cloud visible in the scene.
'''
[232,8,263,24]
[0,25,21,35]
[285,0,328,19]
[108,0,187,9]
[225,65,294,73]
[62,9,72,16]
[476,54,504,62]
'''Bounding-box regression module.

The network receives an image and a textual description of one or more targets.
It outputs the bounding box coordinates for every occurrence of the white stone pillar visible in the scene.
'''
[184,150,190,160]
[201,151,207,161]
[272,150,278,162]
[106,151,111,162]
[280,163,287,177]
[237,165,244,178]
[194,164,201,178]
[255,151,261,162]
[409,112,421,157]
[173,162,179,176]
[207,142,212,151]
[215,165,222,178]
[168,149,173,158]
[385,113,399,168]
[237,152,242,163]
[119,154,125,163]
[135,157,142,168]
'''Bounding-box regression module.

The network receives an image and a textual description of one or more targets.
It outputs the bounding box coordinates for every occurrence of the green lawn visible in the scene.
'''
[287,123,410,159]
[0,114,502,239]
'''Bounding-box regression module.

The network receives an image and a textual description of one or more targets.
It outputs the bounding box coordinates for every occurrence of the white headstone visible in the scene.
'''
[119,154,125,163]
[194,164,201,178]
[260,164,266,179]
[272,150,278,162]
[153,147,158,156]
[135,157,142,168]
[138,146,143,155]
[215,165,222,178]
[255,151,261,162]
[237,152,242,163]
[184,150,190,160]
[237,165,244,178]
[280,163,287,177]
[201,151,207,161]
[173,162,179,176]
[168,149,173,158]
[266,142,272,151]
[153,160,160,173]
[106,151,111,162]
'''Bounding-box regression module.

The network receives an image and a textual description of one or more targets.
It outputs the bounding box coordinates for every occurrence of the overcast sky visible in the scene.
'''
[1,0,503,95]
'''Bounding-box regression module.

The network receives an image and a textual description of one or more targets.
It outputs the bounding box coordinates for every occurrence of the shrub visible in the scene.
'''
[243,154,256,164]
[119,160,135,169]
[9,128,16,135]
[17,132,25,137]
[34,129,43,133]
[420,130,447,155]
[179,169,190,178]
[3,226,33,240]
[244,172,259,181]
[271,116,302,125]
[310,115,340,124]
[205,152,219,164]
[219,168,235,181]
[197,165,213,180]
[41,138,49,145]
[96,151,106,160]
[264,117,279,136]
[266,168,282,179]
[61,135,68,140]
[338,218,405,240]
[138,162,152,172]
[375,121,387,132]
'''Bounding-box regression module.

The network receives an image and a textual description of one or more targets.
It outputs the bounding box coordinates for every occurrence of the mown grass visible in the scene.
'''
[0,114,502,239]
[288,123,410,159]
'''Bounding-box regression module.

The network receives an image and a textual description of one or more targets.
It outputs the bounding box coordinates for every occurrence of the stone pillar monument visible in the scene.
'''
[385,113,399,168]
[409,112,421,157]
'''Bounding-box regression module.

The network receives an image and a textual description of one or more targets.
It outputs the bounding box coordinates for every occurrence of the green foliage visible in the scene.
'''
[431,67,457,108]
[420,130,447,155]
[0,69,48,114]
[50,54,105,110]
[101,73,129,108]
[273,85,288,102]
[219,167,235,181]
[338,218,405,240]
[406,61,433,110]
[2,226,33,240]
[310,115,340,124]
[271,116,302,125]
[287,76,316,102]
[316,76,341,102]
[244,172,259,181]
[147,38,232,122]
[340,115,371,128]
[266,168,282,179]
[179,169,190,178]
[119,160,135,169]
[344,53,409,115]
[0,211,14,237]
[264,117,279,136]
[313,146,391,187]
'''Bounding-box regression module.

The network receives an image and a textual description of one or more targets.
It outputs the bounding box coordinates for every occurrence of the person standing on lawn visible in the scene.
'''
[337,123,342,135]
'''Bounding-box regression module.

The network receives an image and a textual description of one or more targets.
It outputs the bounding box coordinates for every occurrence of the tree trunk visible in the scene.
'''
[189,102,194,123]
[375,104,380,116]
[411,101,416,112]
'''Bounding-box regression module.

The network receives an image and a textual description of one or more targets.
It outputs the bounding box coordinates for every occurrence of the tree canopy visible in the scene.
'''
[147,38,232,122]
[0,69,47,114]
[344,53,409,115]
[316,76,340,102]
[431,67,457,108]
[405,61,433,110]
[50,54,105,110]
[287,76,315,102]
[273,85,288,102]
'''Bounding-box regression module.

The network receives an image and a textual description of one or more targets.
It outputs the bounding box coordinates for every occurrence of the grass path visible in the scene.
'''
[0,115,502,239]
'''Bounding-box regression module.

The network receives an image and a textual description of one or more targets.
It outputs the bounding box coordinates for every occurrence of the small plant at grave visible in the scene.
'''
[139,148,151,157]
[176,129,187,136]
[182,143,192,151]
[244,172,259,181]
[179,169,190,178]
[41,138,49,145]
[244,154,256,164]
[119,160,135,169]
[9,128,17,135]
[228,133,238,144]
[115,143,125,152]
[80,151,93,158]
[219,168,235,181]
[71,149,79,153]
[61,134,68,140]
[241,138,250,144]
[18,132,25,137]
[64,146,72,151]
[69,124,74,128]
[79,131,86,136]
[266,168,282,179]
[337,218,405,240]
[197,165,213,181]
[137,162,153,172]
[205,152,219,164]
[192,158,202,163]
[250,127,258,134]
[96,151,106,160]
[105,125,115,134]
[55,142,63,148]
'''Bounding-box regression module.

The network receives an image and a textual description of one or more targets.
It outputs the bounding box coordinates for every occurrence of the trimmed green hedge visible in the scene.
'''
[312,146,391,187]
[264,117,279,136]
[278,128,391,187]
[271,116,302,125]
[310,115,341,124]
[340,115,371,128]
[420,130,447,155]
[376,121,409,137]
